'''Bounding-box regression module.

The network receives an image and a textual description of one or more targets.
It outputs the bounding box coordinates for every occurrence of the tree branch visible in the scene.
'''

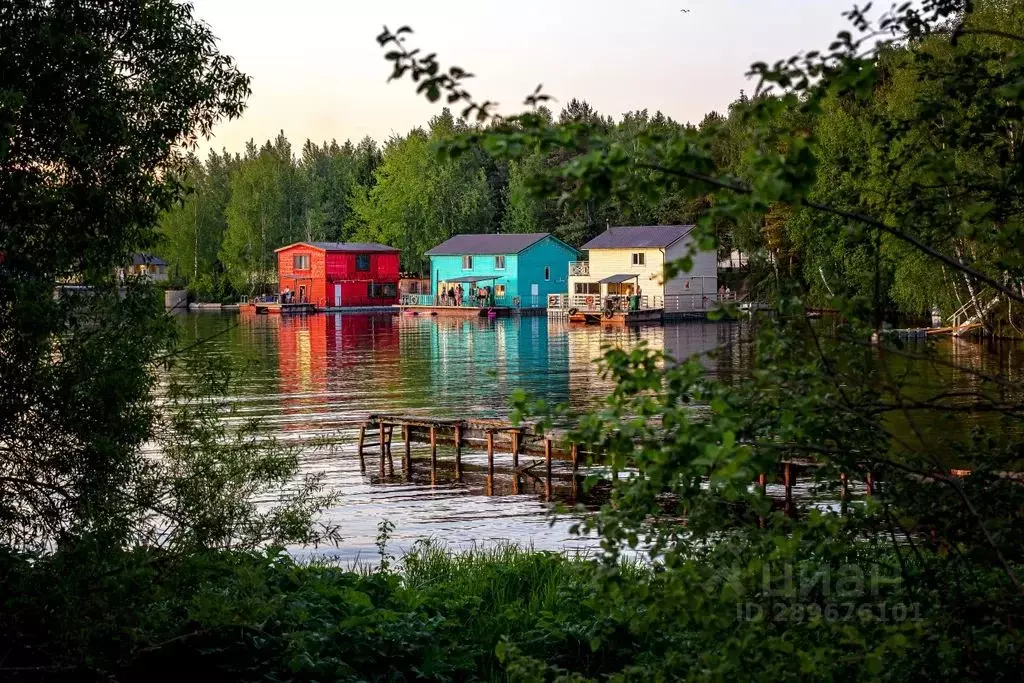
[638,162,1024,306]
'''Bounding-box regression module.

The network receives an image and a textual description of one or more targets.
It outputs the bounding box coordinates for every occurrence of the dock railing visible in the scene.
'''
[548,294,663,312]
[401,293,543,308]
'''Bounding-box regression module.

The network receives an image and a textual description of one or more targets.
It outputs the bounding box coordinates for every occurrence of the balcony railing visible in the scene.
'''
[569,261,590,277]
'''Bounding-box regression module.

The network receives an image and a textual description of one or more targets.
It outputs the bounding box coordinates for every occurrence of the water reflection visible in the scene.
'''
[181,312,1021,561]
[185,313,740,561]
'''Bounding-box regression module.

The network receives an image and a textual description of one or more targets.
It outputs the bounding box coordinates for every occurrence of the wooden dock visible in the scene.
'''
[354,414,891,518]
[357,414,580,498]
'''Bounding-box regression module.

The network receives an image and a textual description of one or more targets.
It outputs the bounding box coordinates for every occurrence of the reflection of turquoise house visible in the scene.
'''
[423,233,579,308]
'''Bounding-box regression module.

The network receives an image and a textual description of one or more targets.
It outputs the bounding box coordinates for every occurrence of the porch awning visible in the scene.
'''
[597,273,638,284]
[282,274,313,280]
[443,275,500,283]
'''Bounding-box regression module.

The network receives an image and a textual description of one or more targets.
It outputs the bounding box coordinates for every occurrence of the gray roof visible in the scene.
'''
[582,225,694,250]
[598,273,639,284]
[307,242,398,253]
[132,253,166,266]
[425,233,551,256]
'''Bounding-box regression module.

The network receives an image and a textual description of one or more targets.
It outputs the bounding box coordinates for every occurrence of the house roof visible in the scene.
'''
[132,253,166,266]
[581,225,694,250]
[597,273,639,284]
[274,242,399,253]
[424,233,552,256]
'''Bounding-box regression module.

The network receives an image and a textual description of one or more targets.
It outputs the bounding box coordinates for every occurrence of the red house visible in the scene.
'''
[275,242,401,308]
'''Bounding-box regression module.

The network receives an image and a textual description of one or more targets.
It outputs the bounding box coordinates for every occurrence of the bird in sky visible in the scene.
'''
[680,8,690,12]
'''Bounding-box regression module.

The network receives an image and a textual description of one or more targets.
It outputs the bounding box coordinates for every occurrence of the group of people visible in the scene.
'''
[439,284,492,307]
[280,288,303,304]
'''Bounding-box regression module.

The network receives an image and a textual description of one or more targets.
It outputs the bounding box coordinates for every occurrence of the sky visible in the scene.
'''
[189,0,859,154]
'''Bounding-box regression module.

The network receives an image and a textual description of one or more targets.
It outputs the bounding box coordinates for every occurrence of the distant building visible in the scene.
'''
[275,242,400,307]
[424,233,580,307]
[567,225,717,314]
[119,253,168,282]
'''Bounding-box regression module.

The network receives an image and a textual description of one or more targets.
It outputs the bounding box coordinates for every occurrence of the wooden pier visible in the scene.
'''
[354,414,893,515]
[357,414,580,499]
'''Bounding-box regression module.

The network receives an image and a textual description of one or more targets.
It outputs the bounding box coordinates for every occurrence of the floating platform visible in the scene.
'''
[319,305,398,314]
[399,305,546,318]
[568,308,667,326]
[250,302,316,315]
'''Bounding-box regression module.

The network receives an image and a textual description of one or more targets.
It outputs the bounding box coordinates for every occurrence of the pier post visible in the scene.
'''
[454,425,463,482]
[571,443,579,501]
[403,425,411,481]
[487,431,495,496]
[430,426,437,486]
[357,424,366,474]
[511,430,520,495]
[386,425,395,476]
[784,462,793,517]
[544,438,553,501]
[758,472,767,528]
[378,421,386,479]
[840,472,849,500]
[866,471,874,497]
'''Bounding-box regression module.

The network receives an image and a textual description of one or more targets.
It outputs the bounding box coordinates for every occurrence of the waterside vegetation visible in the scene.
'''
[2,0,1024,680]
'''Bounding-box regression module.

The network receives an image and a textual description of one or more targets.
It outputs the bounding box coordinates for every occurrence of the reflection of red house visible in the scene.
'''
[275,242,401,307]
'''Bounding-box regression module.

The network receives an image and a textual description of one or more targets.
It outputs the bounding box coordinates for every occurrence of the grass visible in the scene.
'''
[0,541,644,682]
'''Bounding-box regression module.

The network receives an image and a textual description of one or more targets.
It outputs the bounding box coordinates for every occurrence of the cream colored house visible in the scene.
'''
[567,225,717,315]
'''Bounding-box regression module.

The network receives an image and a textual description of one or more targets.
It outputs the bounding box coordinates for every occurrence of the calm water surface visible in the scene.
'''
[176,312,1024,562]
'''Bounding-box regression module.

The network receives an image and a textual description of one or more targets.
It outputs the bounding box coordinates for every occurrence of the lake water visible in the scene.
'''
[175,312,1023,562]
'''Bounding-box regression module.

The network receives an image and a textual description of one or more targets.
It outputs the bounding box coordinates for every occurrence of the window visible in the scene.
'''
[544,266,550,281]
[356,254,371,271]
[462,255,473,269]
[293,254,310,270]
[494,255,506,269]
[495,284,507,297]
[632,253,645,266]
[369,282,397,298]
[574,282,600,294]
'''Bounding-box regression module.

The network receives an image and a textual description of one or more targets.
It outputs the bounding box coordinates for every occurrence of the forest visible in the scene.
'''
[161,62,1016,332]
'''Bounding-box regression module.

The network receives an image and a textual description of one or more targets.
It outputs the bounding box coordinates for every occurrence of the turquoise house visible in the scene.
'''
[423,233,579,308]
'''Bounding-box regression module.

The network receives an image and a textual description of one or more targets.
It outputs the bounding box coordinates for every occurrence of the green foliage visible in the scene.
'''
[379,0,1024,679]
[0,0,250,550]
[1,0,336,556]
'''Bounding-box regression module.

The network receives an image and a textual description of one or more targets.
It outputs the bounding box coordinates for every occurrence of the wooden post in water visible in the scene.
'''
[570,443,579,501]
[866,471,874,497]
[378,421,386,479]
[758,472,767,528]
[511,430,520,495]
[386,425,395,476]
[544,437,553,501]
[357,424,366,474]
[403,425,411,481]
[840,472,849,500]
[487,431,495,496]
[430,426,437,486]
[784,462,793,517]
[454,425,463,482]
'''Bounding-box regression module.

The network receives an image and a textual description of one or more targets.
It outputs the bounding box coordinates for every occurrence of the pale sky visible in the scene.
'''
[190,0,858,154]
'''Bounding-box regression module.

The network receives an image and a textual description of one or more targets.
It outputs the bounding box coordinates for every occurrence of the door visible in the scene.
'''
[298,285,306,303]
[530,283,539,306]
[334,283,342,307]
